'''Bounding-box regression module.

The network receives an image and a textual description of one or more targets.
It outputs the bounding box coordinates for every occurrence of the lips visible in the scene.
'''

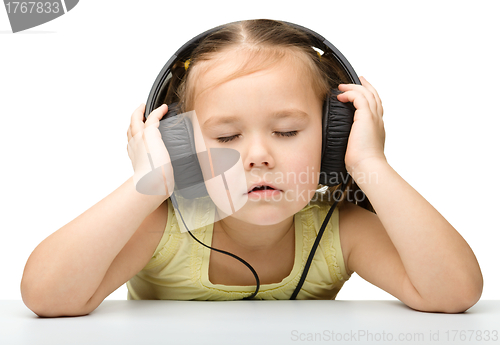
[247,182,281,194]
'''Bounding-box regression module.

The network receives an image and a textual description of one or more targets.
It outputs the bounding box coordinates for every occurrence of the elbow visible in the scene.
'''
[22,296,93,318]
[449,271,484,313]
[440,296,481,314]
[430,283,483,314]
[29,307,91,318]
[411,296,481,314]
[448,283,483,314]
[21,278,92,318]
[23,301,91,318]
[410,278,483,314]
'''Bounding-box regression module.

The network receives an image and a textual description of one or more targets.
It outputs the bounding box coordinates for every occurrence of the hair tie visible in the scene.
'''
[184,59,191,71]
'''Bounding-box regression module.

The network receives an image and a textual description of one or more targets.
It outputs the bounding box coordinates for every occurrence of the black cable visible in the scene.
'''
[170,193,260,300]
[170,177,350,301]
[289,177,351,300]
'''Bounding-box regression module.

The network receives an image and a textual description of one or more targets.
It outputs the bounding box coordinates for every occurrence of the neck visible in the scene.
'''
[215,214,295,253]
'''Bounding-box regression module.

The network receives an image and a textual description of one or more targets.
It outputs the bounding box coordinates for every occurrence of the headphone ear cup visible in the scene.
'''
[157,103,208,199]
[320,89,355,187]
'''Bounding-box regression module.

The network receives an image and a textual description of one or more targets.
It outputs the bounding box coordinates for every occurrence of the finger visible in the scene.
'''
[337,90,373,118]
[130,103,146,137]
[143,125,171,167]
[131,103,146,123]
[338,83,378,117]
[359,76,381,101]
[337,88,377,118]
[145,104,169,129]
[359,77,383,117]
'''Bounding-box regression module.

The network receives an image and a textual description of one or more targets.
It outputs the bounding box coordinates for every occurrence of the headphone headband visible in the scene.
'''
[145,20,360,116]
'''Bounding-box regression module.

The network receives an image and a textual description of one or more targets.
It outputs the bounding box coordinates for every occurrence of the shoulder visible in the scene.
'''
[338,201,380,276]
[137,199,170,250]
[144,198,170,233]
[149,198,173,246]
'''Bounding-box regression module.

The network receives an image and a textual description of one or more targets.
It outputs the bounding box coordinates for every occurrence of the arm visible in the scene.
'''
[21,177,167,316]
[337,77,483,313]
[21,104,173,316]
[349,158,483,312]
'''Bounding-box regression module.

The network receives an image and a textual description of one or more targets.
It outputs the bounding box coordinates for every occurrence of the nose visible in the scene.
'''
[244,136,275,170]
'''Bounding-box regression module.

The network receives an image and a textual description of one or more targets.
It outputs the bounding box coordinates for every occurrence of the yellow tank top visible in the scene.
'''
[126,197,351,300]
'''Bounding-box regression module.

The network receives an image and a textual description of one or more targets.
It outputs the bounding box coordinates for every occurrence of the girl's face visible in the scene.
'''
[192,53,324,225]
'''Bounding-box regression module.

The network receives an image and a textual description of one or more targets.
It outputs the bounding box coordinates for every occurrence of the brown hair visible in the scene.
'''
[162,19,374,213]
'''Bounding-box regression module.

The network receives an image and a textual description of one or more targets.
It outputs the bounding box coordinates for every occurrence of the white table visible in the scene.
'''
[2,300,499,345]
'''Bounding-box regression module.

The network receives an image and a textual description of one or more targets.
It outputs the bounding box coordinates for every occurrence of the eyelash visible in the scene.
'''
[216,131,298,143]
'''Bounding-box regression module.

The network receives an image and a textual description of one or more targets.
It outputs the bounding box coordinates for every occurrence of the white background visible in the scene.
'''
[1,0,499,303]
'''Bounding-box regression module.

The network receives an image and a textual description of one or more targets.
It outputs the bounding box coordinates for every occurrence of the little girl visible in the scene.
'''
[21,19,483,317]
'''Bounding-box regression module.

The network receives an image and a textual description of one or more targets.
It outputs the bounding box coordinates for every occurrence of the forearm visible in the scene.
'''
[21,177,166,312]
[350,158,483,308]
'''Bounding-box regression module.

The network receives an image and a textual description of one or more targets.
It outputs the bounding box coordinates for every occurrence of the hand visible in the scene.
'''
[126,104,175,197]
[337,77,387,175]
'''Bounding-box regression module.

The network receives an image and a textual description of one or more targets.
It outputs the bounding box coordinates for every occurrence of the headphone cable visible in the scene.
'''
[169,178,349,301]
[290,177,350,300]
[170,193,260,300]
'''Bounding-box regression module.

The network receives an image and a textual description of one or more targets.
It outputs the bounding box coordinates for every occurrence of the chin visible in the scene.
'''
[238,200,305,225]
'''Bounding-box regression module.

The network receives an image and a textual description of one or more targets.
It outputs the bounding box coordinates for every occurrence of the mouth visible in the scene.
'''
[247,183,282,194]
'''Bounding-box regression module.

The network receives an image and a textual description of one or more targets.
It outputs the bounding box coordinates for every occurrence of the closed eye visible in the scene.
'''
[216,131,298,143]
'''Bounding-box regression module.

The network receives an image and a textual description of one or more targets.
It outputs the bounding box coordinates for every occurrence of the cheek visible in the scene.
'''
[279,122,323,186]
[282,150,321,188]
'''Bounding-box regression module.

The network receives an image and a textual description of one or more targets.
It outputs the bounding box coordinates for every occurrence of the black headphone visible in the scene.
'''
[144,20,359,300]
